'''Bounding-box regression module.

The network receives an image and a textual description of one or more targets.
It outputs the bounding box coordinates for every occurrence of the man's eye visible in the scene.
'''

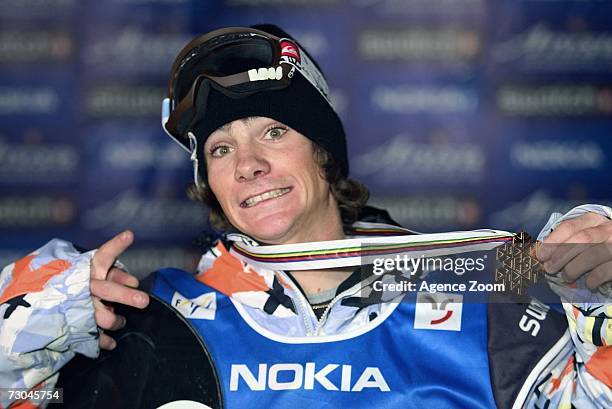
[264,127,287,140]
[210,145,233,157]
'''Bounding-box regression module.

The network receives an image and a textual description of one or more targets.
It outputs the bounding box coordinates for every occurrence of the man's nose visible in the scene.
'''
[234,147,270,182]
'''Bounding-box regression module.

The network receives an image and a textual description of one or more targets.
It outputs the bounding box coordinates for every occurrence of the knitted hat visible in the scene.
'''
[166,24,349,183]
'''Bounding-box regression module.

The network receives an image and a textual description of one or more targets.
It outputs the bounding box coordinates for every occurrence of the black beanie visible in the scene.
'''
[186,24,348,180]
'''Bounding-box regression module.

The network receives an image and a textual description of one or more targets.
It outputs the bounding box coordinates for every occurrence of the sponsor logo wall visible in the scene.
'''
[1,1,611,276]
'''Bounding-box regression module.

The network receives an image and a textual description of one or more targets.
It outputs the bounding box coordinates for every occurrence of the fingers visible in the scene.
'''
[99,332,117,350]
[93,298,126,331]
[538,213,608,262]
[89,231,145,352]
[554,242,612,282]
[542,223,612,273]
[541,224,611,274]
[586,260,612,290]
[91,230,134,280]
[91,278,149,309]
[107,267,139,288]
[93,298,123,351]
[536,215,612,292]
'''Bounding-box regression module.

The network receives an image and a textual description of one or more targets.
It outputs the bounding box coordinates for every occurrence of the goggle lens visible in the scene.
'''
[173,36,276,104]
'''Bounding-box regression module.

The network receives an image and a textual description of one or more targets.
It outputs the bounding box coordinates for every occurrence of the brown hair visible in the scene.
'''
[187,143,369,231]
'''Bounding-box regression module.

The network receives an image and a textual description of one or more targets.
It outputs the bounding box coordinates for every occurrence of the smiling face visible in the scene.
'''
[204,116,344,245]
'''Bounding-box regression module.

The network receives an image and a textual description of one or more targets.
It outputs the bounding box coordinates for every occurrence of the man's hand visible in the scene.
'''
[536,212,612,292]
[90,230,150,350]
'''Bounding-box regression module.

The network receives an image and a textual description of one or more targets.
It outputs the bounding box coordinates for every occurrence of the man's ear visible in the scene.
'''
[311,142,328,181]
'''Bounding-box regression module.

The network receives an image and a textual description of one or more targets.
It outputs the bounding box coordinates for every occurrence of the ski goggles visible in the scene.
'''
[161,26,331,153]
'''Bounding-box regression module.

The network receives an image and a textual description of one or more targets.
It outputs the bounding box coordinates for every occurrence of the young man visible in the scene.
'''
[1,25,611,408]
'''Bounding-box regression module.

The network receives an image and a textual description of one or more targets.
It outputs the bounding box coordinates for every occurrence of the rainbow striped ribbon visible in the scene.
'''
[228,223,516,271]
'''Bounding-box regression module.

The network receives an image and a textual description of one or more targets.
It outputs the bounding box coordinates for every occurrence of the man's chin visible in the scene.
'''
[237,213,299,244]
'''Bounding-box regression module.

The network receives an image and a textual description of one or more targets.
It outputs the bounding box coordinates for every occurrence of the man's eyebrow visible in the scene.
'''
[217,117,257,132]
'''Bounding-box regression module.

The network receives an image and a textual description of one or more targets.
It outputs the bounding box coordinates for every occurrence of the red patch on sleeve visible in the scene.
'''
[10,399,39,409]
[585,345,612,388]
[0,254,72,305]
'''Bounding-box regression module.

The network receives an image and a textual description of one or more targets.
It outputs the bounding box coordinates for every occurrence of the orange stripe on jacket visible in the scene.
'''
[9,399,39,409]
[0,254,72,305]
[197,243,269,297]
[549,355,574,394]
[585,345,612,388]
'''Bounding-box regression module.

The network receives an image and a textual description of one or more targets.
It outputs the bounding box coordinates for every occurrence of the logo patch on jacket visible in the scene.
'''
[414,292,463,331]
[171,291,216,320]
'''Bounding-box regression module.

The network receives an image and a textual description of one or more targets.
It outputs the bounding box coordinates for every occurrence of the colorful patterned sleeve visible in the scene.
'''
[522,302,612,409]
[0,239,99,409]
[525,204,612,408]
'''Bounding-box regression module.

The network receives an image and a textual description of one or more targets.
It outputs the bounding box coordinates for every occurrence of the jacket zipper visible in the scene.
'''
[313,272,382,334]
[277,271,378,336]
[275,270,317,335]
[313,285,365,335]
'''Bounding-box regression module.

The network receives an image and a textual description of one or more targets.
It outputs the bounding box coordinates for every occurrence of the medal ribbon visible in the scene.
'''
[228,223,516,271]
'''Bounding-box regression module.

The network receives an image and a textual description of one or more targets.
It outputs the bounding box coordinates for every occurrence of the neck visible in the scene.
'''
[289,267,354,296]
[257,195,350,295]
[285,205,351,296]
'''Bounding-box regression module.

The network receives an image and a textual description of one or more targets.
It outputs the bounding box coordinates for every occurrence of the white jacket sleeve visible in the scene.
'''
[0,239,99,408]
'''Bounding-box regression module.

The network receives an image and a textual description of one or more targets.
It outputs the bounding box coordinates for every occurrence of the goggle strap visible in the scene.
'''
[213,71,257,87]
[165,89,197,140]
[188,132,204,188]
[161,98,191,153]
[281,38,332,106]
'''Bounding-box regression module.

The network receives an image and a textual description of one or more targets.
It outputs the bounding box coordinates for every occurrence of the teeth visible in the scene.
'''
[244,188,290,208]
